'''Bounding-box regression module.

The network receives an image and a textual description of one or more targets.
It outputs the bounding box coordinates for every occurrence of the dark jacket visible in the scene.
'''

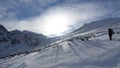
[108,28,114,36]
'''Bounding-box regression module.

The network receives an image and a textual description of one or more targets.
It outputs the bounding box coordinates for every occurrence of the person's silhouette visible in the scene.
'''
[108,28,114,40]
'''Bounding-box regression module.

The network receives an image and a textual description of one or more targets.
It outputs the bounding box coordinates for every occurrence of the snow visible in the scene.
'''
[0,24,59,57]
[69,18,120,36]
[0,18,120,68]
[0,32,120,68]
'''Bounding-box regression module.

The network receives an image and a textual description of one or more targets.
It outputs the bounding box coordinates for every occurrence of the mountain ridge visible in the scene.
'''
[0,24,58,57]
[70,18,120,35]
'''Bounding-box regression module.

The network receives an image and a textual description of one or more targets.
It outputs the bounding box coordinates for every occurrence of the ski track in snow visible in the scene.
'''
[67,41,81,59]
[55,45,59,63]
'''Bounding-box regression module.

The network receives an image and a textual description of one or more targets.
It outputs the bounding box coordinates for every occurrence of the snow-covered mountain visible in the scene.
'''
[0,24,8,33]
[0,18,120,68]
[0,24,58,57]
[72,18,120,35]
[0,24,9,42]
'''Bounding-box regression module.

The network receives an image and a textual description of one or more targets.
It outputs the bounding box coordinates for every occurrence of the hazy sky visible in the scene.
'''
[0,0,120,37]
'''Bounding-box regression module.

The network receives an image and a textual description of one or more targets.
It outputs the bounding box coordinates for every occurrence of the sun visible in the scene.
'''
[43,13,72,36]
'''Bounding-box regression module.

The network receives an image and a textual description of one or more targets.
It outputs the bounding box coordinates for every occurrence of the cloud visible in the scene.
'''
[0,0,120,36]
[0,0,60,20]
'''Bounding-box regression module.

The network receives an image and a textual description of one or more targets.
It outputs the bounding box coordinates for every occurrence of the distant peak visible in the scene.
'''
[0,24,8,32]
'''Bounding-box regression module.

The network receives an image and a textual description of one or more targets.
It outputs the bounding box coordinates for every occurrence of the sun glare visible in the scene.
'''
[43,13,72,36]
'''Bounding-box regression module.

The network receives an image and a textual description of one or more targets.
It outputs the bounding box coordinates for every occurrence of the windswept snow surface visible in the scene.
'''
[0,32,120,68]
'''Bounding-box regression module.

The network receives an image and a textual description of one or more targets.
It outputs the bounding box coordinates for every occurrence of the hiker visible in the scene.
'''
[108,28,114,40]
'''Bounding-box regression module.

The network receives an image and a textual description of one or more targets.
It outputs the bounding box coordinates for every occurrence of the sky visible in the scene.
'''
[0,0,120,37]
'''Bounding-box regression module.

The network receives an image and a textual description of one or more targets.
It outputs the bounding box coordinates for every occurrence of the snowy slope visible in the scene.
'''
[71,18,120,35]
[0,32,120,68]
[0,21,120,68]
